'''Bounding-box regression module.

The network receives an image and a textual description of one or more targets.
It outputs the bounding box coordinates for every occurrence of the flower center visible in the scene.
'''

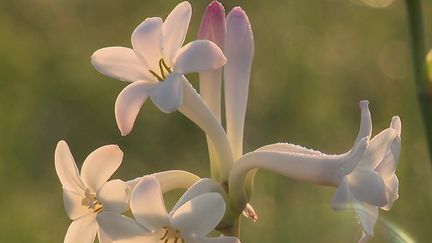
[81,189,103,213]
[149,58,172,81]
[160,226,184,243]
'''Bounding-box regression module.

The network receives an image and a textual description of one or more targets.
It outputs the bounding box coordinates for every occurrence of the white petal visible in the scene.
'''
[352,198,378,237]
[173,40,226,74]
[55,140,85,193]
[332,177,351,211]
[91,47,151,82]
[390,116,401,134]
[347,170,387,207]
[354,100,372,144]
[115,81,155,136]
[131,17,163,71]
[130,176,169,231]
[256,143,322,155]
[151,170,201,193]
[381,175,399,211]
[64,215,97,243]
[191,236,241,243]
[81,145,123,192]
[97,179,130,213]
[97,212,153,243]
[224,7,254,160]
[170,178,226,216]
[98,227,114,243]
[63,188,93,220]
[150,74,183,113]
[375,135,401,180]
[356,128,397,171]
[162,1,192,64]
[171,193,225,237]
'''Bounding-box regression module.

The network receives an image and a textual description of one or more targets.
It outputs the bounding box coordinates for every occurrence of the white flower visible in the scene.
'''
[97,175,239,243]
[54,140,130,243]
[91,1,226,135]
[332,103,401,242]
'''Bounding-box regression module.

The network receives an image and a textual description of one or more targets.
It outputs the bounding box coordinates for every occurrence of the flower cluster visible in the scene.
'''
[55,1,401,242]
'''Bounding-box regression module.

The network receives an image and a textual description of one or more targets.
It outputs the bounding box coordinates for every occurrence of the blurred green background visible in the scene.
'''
[0,0,431,242]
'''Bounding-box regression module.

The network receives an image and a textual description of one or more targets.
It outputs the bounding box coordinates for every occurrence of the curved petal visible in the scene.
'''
[347,170,387,207]
[97,179,130,213]
[150,74,183,113]
[355,100,372,144]
[162,1,192,64]
[98,227,114,243]
[97,212,154,243]
[115,81,155,136]
[170,178,226,216]
[173,40,226,74]
[171,193,225,237]
[64,215,97,243]
[332,177,351,211]
[352,198,378,237]
[130,176,169,231]
[191,236,241,243]
[63,188,93,220]
[55,140,85,193]
[356,128,397,171]
[91,47,151,82]
[81,145,123,192]
[381,175,399,211]
[131,17,163,71]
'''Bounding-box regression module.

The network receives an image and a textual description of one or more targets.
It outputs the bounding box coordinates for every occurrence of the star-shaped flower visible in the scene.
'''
[55,140,130,243]
[91,1,226,135]
[97,175,240,243]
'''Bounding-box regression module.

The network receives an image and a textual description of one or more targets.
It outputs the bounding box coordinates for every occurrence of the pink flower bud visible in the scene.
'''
[198,1,226,49]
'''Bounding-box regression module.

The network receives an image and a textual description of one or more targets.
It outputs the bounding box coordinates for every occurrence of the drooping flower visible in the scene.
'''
[97,175,239,243]
[54,140,130,243]
[91,1,226,136]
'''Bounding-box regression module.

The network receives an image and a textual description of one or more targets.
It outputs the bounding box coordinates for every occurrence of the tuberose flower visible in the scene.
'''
[97,175,240,243]
[54,140,130,243]
[91,1,226,135]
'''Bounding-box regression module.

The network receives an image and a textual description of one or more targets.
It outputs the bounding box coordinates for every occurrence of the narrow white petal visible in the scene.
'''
[55,140,85,193]
[356,128,397,171]
[63,188,92,220]
[115,81,155,136]
[191,236,241,243]
[81,145,123,192]
[355,100,372,144]
[130,176,169,231]
[150,74,183,113]
[173,40,226,74]
[171,193,226,237]
[97,212,153,243]
[390,116,401,134]
[151,170,200,193]
[131,17,163,71]
[347,170,387,207]
[91,47,151,82]
[170,178,226,216]
[97,179,130,213]
[352,198,378,237]
[332,177,351,211]
[224,7,254,160]
[162,1,192,64]
[380,175,399,211]
[64,215,97,243]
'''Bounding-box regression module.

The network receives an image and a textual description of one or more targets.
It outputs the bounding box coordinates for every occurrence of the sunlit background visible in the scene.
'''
[0,0,431,242]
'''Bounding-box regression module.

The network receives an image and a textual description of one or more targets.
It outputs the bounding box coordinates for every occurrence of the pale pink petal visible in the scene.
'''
[171,193,225,237]
[64,215,97,243]
[91,47,151,82]
[63,188,93,220]
[115,81,155,136]
[97,179,130,213]
[98,227,114,243]
[173,40,226,74]
[55,140,85,193]
[198,1,226,48]
[347,170,387,207]
[81,145,123,192]
[352,198,378,237]
[131,17,163,72]
[150,74,183,113]
[162,1,192,64]
[332,177,351,211]
[130,176,169,231]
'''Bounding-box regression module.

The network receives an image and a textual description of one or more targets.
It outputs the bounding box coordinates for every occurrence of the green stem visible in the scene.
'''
[218,216,240,238]
[405,0,432,161]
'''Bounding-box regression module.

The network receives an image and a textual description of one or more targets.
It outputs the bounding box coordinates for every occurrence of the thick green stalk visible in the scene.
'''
[405,0,432,161]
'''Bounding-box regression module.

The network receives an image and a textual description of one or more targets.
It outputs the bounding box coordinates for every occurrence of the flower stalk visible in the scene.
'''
[405,0,432,162]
